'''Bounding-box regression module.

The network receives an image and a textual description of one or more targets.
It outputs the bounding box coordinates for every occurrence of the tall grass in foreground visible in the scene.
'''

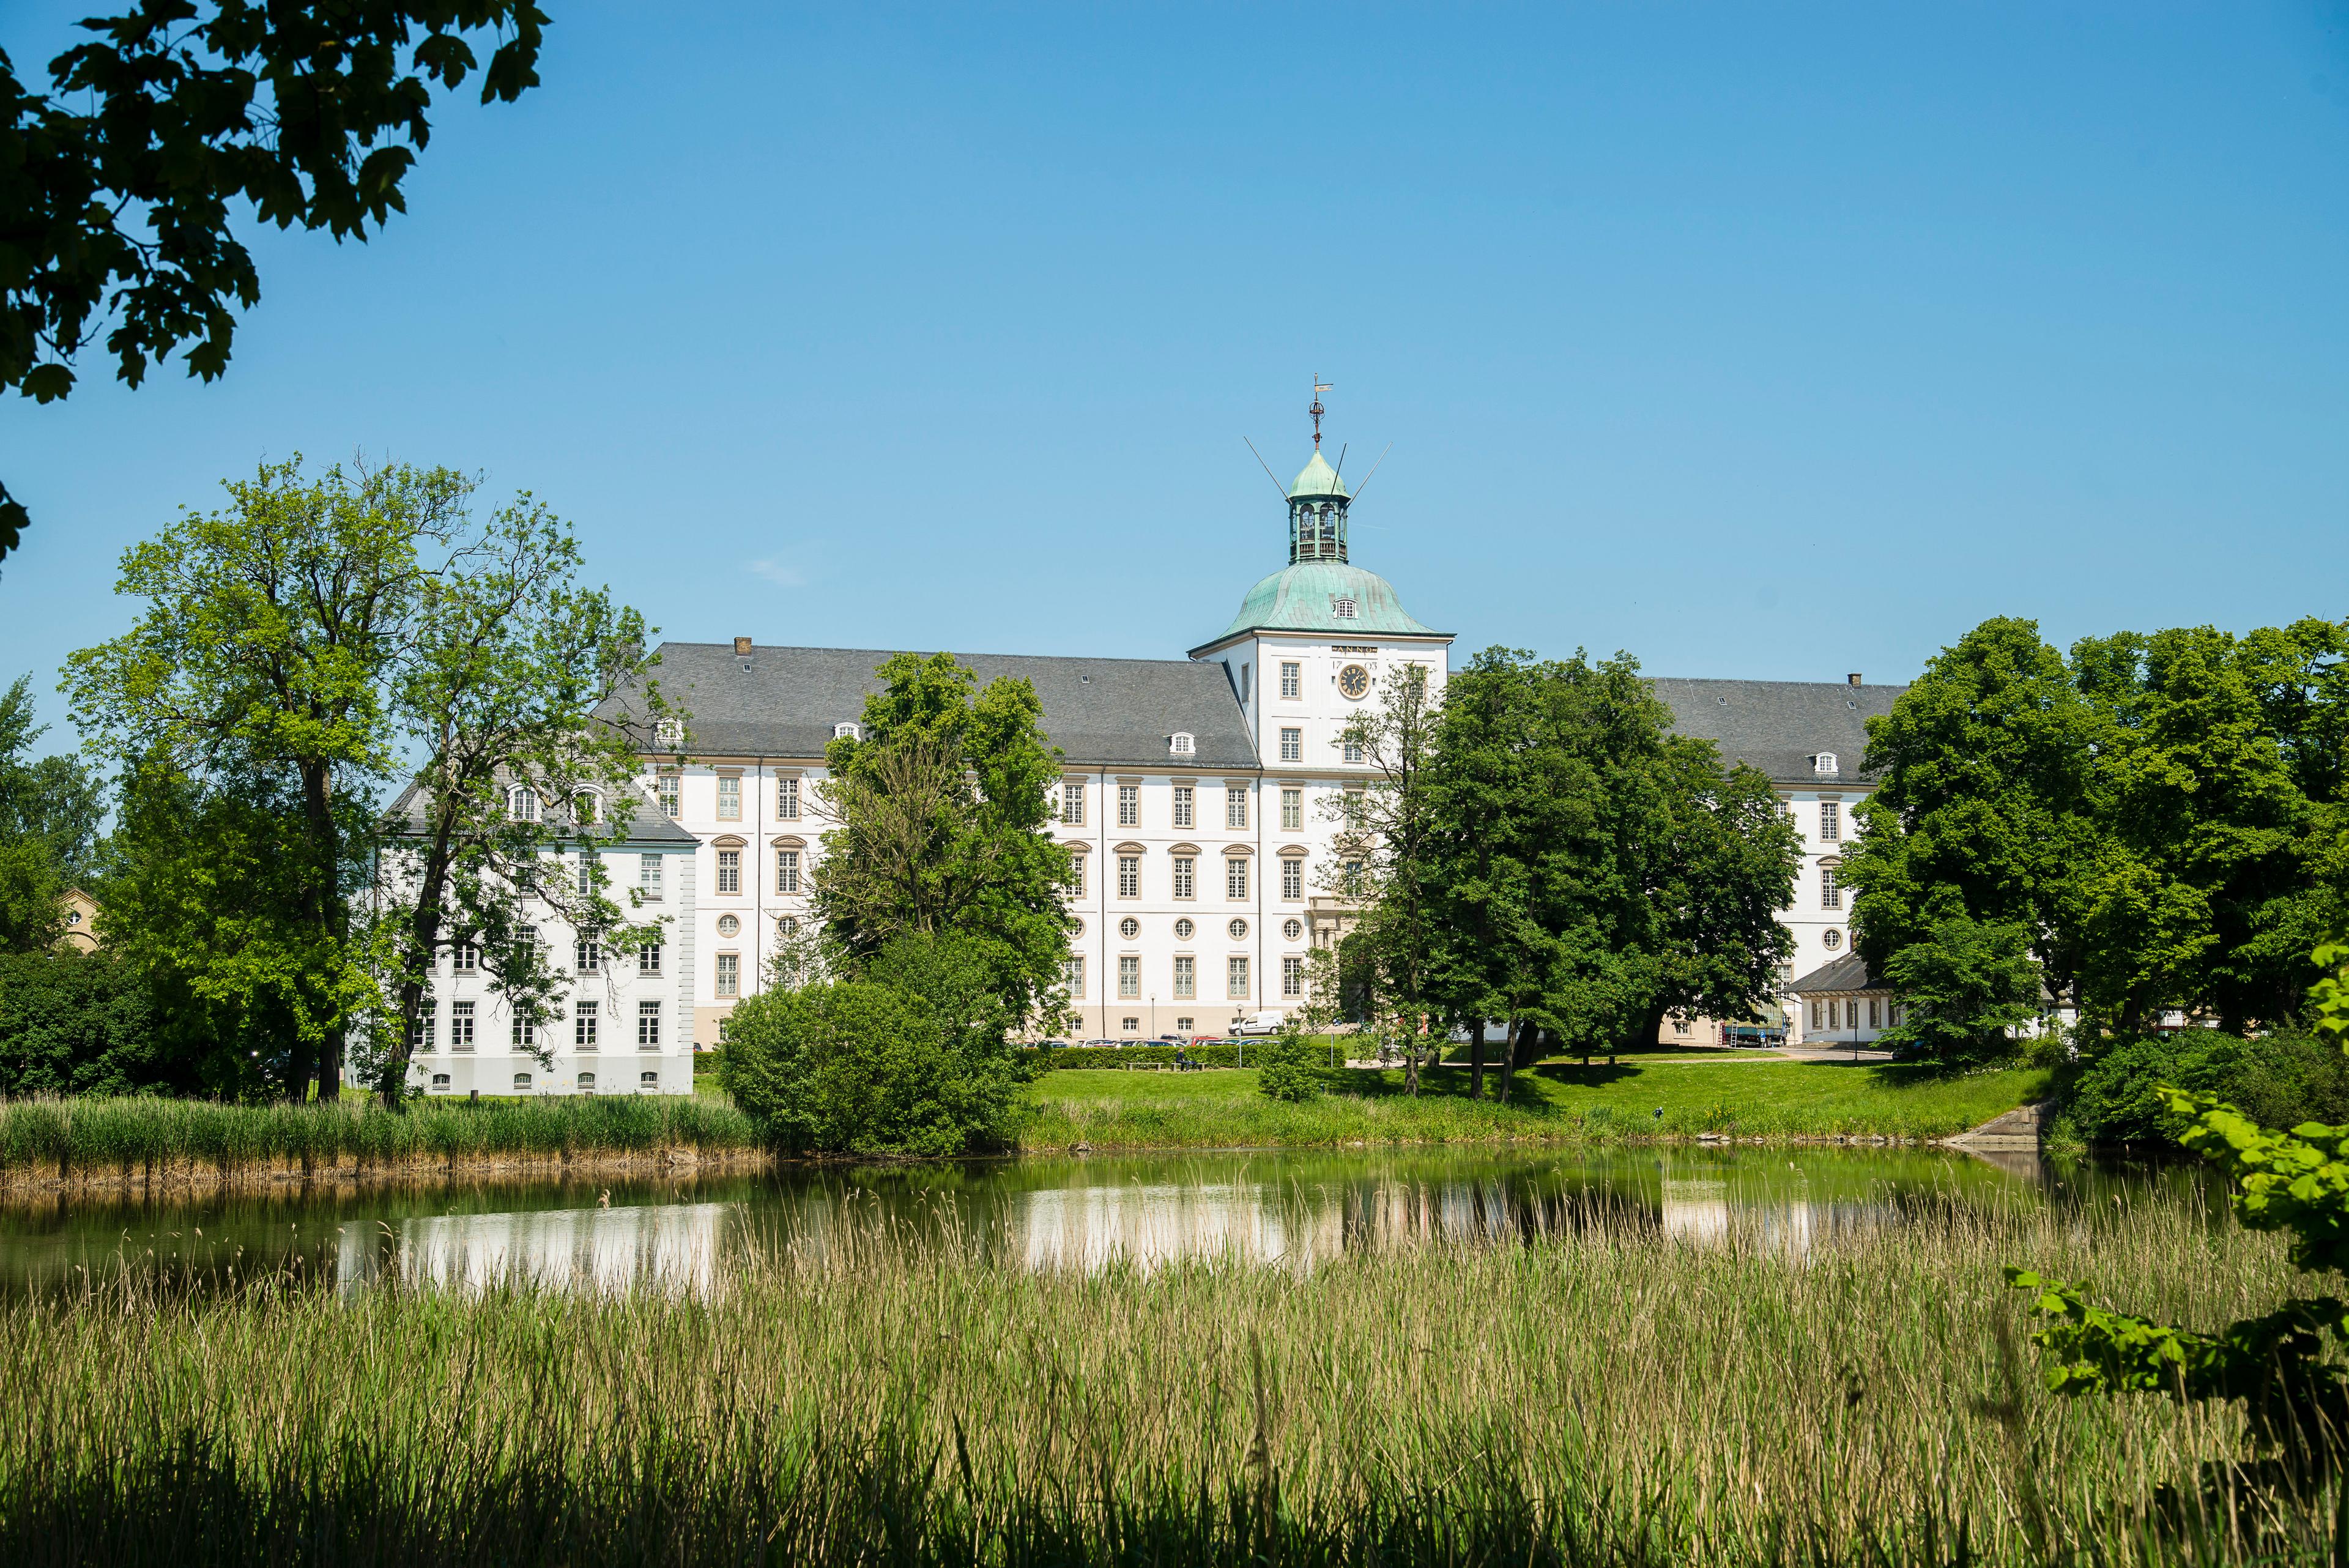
[0,1183,2327,1564]
[0,1093,762,1181]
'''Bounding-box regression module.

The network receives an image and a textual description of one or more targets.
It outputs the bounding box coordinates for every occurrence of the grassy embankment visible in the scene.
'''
[0,1181,2308,1566]
[1022,1055,2052,1151]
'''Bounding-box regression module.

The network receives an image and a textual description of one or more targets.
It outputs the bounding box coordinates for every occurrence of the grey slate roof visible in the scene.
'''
[1649,678,1905,786]
[1787,953,1885,994]
[382,777,700,847]
[603,644,1261,770]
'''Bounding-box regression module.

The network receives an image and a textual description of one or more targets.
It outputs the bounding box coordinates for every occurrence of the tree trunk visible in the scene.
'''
[1468,1017,1487,1103]
[1622,1004,1667,1067]
[1497,1017,1518,1105]
[302,759,344,1103]
[1516,1024,1546,1071]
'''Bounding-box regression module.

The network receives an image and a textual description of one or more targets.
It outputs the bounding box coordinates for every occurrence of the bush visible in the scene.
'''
[2058,1029,2349,1144]
[1033,1044,1244,1069]
[720,934,1030,1156]
[0,949,179,1094]
[1253,1031,1323,1103]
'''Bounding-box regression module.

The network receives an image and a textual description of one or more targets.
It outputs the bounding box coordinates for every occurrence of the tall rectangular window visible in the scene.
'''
[715,953,740,998]
[1068,856,1086,897]
[411,1009,434,1053]
[451,941,479,974]
[639,853,662,900]
[1118,956,1140,998]
[716,775,741,820]
[1173,955,1195,998]
[512,1013,536,1047]
[1280,727,1301,762]
[574,1001,599,1050]
[1821,864,1842,910]
[1227,956,1249,999]
[1342,740,1364,765]
[1819,801,1840,842]
[717,849,741,894]
[575,938,601,973]
[1061,782,1085,825]
[451,1001,475,1050]
[1282,858,1303,899]
[777,776,801,820]
[1283,956,1305,998]
[775,849,801,894]
[1868,997,1882,1028]
[639,941,662,976]
[656,770,681,819]
[1226,857,1248,900]
[1118,856,1140,898]
[637,1001,661,1049]
[1281,789,1302,830]
[1226,787,1247,829]
[1809,1000,1823,1031]
[576,850,595,897]
[1280,661,1301,699]
[1118,784,1138,827]
[1064,955,1085,998]
[1172,856,1194,899]
[1173,785,1193,828]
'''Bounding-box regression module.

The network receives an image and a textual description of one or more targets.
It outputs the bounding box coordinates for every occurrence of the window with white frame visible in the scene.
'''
[1821,863,1842,910]
[656,770,681,819]
[1226,857,1248,901]
[514,1072,534,1093]
[775,849,801,894]
[1067,855,1085,897]
[1281,858,1303,899]
[451,941,478,974]
[1227,956,1249,998]
[1063,955,1085,998]
[572,791,598,825]
[451,1001,475,1050]
[1280,661,1301,699]
[1174,955,1195,998]
[640,1070,659,1089]
[575,850,595,897]
[508,786,538,822]
[639,853,662,900]
[1280,727,1301,762]
[716,849,741,894]
[1281,788,1302,830]
[1173,784,1193,828]
[575,937,601,973]
[715,953,740,998]
[1171,732,1195,756]
[1118,784,1138,827]
[576,1071,596,1094]
[1814,752,1838,776]
[512,1013,536,1047]
[1819,801,1839,842]
[716,775,741,820]
[575,1001,599,1050]
[637,1001,661,1049]
[656,718,684,746]
[410,1009,434,1052]
[1172,856,1194,899]
[1118,956,1140,998]
[430,1072,451,1091]
[639,941,662,976]
[777,776,800,820]
[1283,956,1304,997]
[1118,856,1140,898]
[1226,787,1247,829]
[1341,740,1364,765]
[1330,596,1357,619]
[1061,782,1085,825]
[834,722,859,740]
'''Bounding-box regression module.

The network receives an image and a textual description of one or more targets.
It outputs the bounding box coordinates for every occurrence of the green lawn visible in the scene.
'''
[1020,1057,2050,1150]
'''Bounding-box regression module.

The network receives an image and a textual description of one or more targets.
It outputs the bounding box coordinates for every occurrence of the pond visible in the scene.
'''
[0,1145,2203,1298]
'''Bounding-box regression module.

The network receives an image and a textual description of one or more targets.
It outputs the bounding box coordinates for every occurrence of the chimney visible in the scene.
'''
[733,636,754,656]
[1846,672,1861,686]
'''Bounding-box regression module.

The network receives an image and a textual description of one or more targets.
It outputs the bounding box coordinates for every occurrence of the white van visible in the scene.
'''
[1230,1011,1286,1036]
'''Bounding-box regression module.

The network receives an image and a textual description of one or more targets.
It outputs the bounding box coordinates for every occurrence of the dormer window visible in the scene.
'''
[1330,595,1358,619]
[834,721,860,740]
[1170,732,1195,756]
[571,791,598,824]
[1813,752,1839,776]
[508,786,539,822]
[655,718,684,746]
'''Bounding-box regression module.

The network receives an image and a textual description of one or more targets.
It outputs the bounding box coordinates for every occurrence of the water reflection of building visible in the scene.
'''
[335,1201,735,1297]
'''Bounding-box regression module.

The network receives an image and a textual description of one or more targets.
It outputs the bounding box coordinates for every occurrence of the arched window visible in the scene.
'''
[571,791,598,824]
[1170,732,1195,756]
[1813,752,1839,776]
[508,786,538,822]
[834,721,860,740]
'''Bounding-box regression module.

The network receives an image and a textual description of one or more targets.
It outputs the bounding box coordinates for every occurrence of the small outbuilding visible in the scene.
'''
[1786,953,1901,1047]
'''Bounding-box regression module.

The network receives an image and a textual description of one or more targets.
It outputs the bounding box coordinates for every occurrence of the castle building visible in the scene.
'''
[596,421,1904,1053]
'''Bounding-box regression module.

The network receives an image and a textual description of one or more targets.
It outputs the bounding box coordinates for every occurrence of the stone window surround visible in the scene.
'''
[714,768,744,822]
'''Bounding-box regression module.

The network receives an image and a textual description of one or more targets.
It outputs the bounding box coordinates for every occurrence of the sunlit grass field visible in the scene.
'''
[0,1178,2310,1566]
[1021,1059,2052,1150]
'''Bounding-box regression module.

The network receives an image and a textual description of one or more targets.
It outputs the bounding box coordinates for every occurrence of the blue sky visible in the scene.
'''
[4,2,2346,741]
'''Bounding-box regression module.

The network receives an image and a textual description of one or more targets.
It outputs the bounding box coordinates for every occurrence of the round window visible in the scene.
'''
[1174,918,1195,940]
[1823,929,1843,951]
[1119,917,1140,940]
[1071,918,1085,938]
[1283,918,1302,942]
[716,913,740,937]
[1338,664,1371,700]
[1228,918,1249,941]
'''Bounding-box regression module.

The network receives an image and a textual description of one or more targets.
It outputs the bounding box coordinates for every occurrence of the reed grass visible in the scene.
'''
[0,1177,2326,1564]
[0,1093,762,1183]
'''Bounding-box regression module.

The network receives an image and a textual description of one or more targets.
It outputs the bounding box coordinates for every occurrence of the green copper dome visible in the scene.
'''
[1208,560,1442,642]
[1288,451,1349,500]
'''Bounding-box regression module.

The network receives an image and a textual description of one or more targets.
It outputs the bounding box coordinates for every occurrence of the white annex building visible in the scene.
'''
[593,418,1908,1057]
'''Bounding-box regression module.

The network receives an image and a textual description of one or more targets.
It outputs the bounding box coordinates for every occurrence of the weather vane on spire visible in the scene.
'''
[1310,377,1332,449]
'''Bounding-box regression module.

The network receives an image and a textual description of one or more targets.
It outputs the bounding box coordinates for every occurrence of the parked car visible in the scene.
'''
[1033,1038,1073,1050]
[1080,1038,1121,1049]
[1230,1011,1286,1036]
[1188,1035,1223,1045]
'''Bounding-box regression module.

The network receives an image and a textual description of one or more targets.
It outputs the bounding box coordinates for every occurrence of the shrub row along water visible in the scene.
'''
[0,1094,762,1180]
[0,1180,2317,1565]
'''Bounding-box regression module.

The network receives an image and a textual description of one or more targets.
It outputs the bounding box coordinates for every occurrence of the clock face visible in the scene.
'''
[1338,664,1371,700]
